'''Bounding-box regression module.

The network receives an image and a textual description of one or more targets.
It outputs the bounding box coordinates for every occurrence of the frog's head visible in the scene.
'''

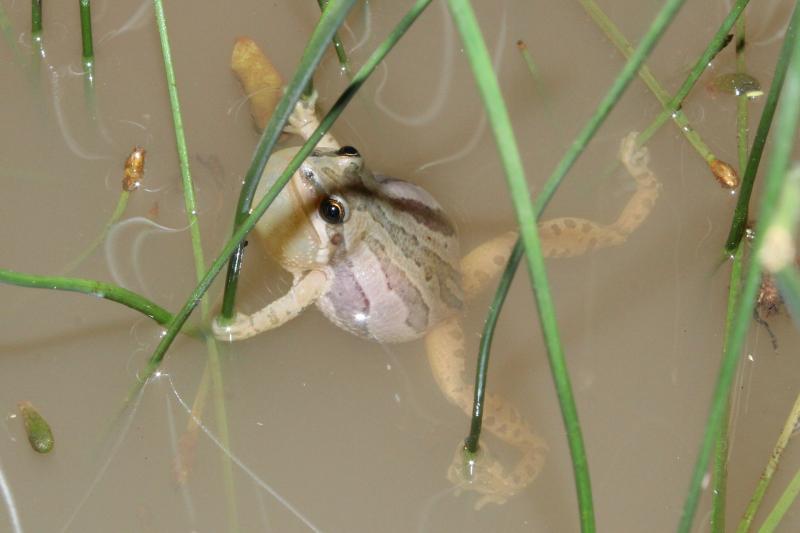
[254,145,369,271]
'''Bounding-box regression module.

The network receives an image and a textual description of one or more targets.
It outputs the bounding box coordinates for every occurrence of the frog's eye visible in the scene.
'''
[318,195,349,224]
[336,145,360,157]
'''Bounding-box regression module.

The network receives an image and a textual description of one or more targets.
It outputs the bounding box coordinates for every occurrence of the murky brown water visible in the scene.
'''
[1,0,799,531]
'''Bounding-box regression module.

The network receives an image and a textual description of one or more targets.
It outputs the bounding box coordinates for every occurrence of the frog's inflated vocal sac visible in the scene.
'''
[214,94,660,508]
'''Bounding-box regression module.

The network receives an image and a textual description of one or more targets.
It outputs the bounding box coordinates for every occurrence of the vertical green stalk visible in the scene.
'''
[465,240,524,453]
[151,0,238,530]
[79,0,96,115]
[724,1,800,254]
[472,0,687,485]
[219,0,357,321]
[31,0,43,67]
[711,15,751,531]
[678,7,800,530]
[758,464,800,533]
[737,392,800,532]
[79,0,93,65]
[711,241,743,532]
[317,0,351,73]
[446,1,595,530]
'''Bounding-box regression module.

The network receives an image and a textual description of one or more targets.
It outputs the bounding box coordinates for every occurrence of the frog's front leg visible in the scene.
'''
[285,91,340,150]
[213,270,329,341]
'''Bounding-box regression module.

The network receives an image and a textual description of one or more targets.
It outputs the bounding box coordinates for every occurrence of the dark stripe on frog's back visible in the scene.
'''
[373,176,457,237]
[357,193,463,314]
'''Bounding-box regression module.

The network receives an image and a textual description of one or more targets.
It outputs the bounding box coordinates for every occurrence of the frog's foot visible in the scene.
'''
[213,270,328,341]
[619,131,649,176]
[426,317,548,507]
[447,440,546,510]
[285,90,340,149]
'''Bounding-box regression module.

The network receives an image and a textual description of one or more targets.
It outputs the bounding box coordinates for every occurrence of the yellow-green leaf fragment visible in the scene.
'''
[18,401,54,454]
[710,72,764,98]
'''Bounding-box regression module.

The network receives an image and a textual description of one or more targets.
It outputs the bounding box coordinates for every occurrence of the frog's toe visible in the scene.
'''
[446,442,516,509]
[620,131,650,173]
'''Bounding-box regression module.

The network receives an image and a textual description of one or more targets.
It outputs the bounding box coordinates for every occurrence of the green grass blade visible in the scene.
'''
[151,0,239,528]
[138,0,432,379]
[466,239,524,453]
[471,0,687,500]
[446,1,597,529]
[678,6,800,530]
[0,268,173,325]
[317,0,351,73]
[724,2,800,254]
[758,464,800,533]
[738,392,800,532]
[219,0,358,320]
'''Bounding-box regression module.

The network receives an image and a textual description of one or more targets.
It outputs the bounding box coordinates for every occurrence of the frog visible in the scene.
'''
[216,54,660,508]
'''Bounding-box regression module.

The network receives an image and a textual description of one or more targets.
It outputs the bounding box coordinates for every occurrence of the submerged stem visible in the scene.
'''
[317,0,351,73]
[447,0,597,529]
[724,3,800,254]
[678,5,800,530]
[737,392,800,532]
[151,0,239,529]
[0,268,173,325]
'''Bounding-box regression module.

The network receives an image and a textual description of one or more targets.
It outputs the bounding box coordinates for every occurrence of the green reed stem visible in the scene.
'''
[678,9,800,531]
[448,1,602,530]
[758,464,800,533]
[141,0,431,379]
[736,14,749,174]
[637,0,749,146]
[79,0,95,102]
[711,240,743,532]
[317,0,351,73]
[712,15,753,530]
[516,39,562,142]
[31,0,43,59]
[465,239,524,453]
[579,0,733,167]
[151,0,239,529]
[737,392,800,533]
[219,0,357,321]
[0,268,173,325]
[471,0,686,501]
[61,191,129,274]
[79,0,93,62]
[724,2,800,254]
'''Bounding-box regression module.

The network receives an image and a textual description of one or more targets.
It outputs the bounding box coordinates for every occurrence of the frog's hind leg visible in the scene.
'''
[213,270,329,341]
[460,230,518,301]
[425,316,547,508]
[537,131,660,258]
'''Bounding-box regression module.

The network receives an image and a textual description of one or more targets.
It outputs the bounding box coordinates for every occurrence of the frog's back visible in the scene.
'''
[316,175,463,343]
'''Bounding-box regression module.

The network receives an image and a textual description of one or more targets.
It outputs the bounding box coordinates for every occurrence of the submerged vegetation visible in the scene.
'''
[1,0,799,531]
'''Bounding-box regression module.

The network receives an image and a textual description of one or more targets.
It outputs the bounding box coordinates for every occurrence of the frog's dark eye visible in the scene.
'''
[336,145,360,157]
[318,195,348,224]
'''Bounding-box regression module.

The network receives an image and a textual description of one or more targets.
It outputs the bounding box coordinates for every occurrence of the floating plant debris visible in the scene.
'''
[709,158,739,189]
[18,401,54,454]
[710,72,764,98]
[122,146,146,191]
